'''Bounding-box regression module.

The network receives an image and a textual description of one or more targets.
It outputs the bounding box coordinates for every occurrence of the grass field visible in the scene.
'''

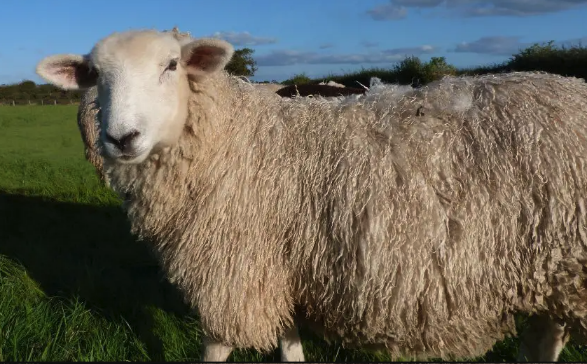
[1,105,586,362]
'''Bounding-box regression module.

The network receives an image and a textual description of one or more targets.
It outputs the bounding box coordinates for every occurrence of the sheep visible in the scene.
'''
[75,27,193,186]
[276,83,366,98]
[253,82,286,94]
[36,29,587,362]
[319,80,345,88]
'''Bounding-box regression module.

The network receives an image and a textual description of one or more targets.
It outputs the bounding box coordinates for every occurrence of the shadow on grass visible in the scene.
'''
[0,191,192,361]
[1,191,565,362]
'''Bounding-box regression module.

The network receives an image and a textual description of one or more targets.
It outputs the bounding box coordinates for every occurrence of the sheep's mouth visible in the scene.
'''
[101,144,151,164]
[103,152,138,161]
[116,155,145,164]
[107,150,151,165]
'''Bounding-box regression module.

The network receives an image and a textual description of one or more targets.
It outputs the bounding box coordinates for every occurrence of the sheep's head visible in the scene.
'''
[36,30,234,164]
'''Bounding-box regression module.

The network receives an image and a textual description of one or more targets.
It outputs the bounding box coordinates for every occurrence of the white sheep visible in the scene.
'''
[318,80,345,88]
[37,29,587,362]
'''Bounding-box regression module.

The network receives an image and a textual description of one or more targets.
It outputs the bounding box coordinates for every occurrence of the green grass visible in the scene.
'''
[0,105,586,362]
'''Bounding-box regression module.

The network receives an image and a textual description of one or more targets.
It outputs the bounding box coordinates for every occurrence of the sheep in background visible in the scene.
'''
[253,82,286,94]
[276,83,366,98]
[318,80,345,88]
[37,29,587,363]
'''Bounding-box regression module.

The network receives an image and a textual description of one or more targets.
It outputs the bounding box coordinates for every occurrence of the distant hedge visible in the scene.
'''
[0,80,83,105]
[281,41,587,88]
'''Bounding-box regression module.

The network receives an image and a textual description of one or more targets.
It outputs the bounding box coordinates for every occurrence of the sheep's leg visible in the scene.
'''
[200,326,304,362]
[517,314,570,362]
[279,325,305,362]
[201,336,233,362]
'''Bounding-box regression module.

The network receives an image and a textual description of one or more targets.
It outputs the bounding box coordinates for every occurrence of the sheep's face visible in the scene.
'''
[36,30,234,164]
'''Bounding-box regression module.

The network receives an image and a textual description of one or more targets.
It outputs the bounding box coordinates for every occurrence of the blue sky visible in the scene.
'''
[0,0,586,84]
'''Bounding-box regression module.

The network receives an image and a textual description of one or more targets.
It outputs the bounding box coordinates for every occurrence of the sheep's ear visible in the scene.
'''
[180,38,234,81]
[36,54,98,90]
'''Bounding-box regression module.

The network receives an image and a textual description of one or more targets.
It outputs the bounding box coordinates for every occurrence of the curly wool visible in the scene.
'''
[76,86,106,184]
[102,71,587,360]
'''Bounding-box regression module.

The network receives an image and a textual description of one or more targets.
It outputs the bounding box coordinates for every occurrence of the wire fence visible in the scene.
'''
[0,99,80,106]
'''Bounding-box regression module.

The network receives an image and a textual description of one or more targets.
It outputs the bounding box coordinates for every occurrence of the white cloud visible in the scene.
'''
[366,3,407,20]
[453,35,587,55]
[366,0,587,21]
[453,36,525,55]
[256,45,437,66]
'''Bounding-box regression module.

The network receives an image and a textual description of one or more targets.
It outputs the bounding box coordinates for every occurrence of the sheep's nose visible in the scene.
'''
[106,130,140,152]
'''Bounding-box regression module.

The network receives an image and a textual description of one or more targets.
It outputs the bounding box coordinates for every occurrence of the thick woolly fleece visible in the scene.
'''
[100,71,587,360]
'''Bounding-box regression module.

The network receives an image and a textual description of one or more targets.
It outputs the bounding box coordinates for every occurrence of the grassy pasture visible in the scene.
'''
[0,105,586,362]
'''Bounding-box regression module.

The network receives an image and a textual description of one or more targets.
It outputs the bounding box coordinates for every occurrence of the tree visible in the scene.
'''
[225,48,258,77]
[18,80,37,90]
[281,72,312,85]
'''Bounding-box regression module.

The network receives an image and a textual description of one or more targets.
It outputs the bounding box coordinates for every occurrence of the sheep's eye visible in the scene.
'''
[167,59,178,71]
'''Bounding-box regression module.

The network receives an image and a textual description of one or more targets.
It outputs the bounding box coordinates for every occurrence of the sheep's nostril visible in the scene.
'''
[105,132,119,146]
[119,130,140,150]
[106,130,141,152]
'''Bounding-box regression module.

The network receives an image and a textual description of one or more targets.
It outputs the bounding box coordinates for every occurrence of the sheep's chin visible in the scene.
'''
[106,151,151,165]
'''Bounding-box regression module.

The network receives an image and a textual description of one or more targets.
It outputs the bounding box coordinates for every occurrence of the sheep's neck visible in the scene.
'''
[107,73,264,231]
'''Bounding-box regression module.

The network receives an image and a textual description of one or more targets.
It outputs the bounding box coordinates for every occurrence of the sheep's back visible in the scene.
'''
[290,72,587,358]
